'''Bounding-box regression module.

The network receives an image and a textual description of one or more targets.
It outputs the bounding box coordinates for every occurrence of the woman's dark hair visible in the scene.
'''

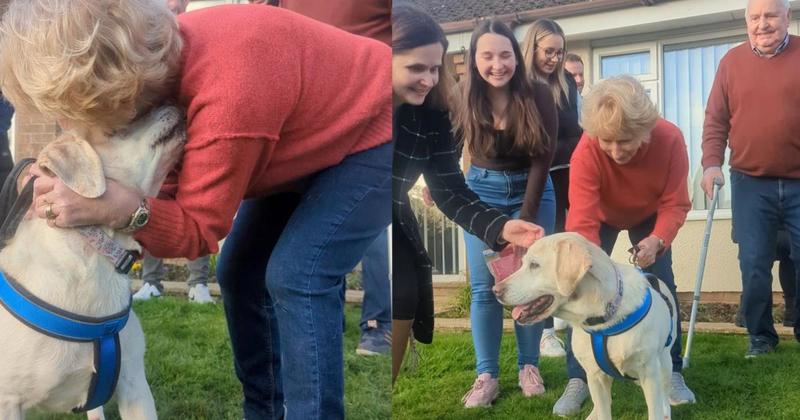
[452,19,550,158]
[392,4,452,110]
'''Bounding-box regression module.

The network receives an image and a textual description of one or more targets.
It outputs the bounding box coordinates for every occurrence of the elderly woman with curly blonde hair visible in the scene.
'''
[0,0,391,418]
[556,75,695,415]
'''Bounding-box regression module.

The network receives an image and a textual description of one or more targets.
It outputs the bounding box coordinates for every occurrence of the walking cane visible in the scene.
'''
[682,178,723,369]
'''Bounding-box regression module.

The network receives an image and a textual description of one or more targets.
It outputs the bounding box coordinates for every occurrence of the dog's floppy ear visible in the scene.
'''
[554,237,592,296]
[37,134,106,198]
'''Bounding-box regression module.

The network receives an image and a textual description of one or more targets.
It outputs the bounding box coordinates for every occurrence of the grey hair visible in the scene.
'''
[745,0,790,15]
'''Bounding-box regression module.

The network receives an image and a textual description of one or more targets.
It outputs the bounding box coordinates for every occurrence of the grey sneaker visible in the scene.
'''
[553,378,589,417]
[669,372,696,405]
[745,339,775,359]
[356,324,390,356]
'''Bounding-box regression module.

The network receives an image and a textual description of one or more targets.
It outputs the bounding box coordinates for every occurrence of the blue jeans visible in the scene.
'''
[216,142,391,420]
[731,170,800,346]
[464,165,555,377]
[359,229,391,332]
[565,215,683,380]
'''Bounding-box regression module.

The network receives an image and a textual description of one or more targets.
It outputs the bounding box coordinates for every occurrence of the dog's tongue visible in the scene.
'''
[511,305,525,321]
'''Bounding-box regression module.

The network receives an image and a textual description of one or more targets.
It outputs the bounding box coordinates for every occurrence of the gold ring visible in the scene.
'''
[45,203,55,220]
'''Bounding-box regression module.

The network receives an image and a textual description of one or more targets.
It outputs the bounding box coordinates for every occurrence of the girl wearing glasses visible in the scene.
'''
[520,18,586,414]
[453,20,557,408]
[522,19,582,237]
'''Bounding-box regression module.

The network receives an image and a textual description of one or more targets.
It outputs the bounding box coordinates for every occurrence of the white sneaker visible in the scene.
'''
[188,284,214,303]
[540,329,566,357]
[132,283,161,301]
[553,317,569,331]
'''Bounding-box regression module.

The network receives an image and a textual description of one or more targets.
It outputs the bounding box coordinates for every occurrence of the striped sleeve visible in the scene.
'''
[422,113,510,250]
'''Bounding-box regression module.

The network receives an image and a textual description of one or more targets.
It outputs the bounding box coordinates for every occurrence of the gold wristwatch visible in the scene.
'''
[120,199,151,233]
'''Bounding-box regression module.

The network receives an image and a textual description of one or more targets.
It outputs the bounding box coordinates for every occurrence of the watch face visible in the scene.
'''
[135,213,149,227]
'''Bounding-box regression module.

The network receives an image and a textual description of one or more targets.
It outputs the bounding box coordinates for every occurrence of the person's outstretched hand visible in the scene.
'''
[501,219,544,248]
[422,186,434,207]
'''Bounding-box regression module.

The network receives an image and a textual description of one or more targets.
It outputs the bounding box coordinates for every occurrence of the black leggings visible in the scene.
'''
[392,228,430,320]
[551,167,570,234]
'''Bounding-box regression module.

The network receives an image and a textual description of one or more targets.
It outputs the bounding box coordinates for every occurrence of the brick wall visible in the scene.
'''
[13,109,59,161]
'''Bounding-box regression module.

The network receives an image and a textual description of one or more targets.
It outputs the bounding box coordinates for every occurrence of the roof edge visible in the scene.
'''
[440,0,661,34]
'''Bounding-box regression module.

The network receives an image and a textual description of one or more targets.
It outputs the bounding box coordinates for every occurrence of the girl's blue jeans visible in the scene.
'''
[464,165,555,377]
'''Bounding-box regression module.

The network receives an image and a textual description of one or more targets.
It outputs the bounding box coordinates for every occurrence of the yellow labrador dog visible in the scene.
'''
[0,106,185,420]
[493,232,677,420]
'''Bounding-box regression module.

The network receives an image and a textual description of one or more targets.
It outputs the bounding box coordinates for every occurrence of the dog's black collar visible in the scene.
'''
[583,264,624,327]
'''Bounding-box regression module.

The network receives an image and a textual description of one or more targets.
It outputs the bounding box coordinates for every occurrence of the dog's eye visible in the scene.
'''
[529,261,539,270]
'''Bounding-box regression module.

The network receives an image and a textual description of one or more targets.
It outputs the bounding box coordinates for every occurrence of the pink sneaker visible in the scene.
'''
[462,373,499,408]
[518,364,545,397]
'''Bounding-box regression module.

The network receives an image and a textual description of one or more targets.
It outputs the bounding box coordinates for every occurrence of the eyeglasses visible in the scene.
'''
[537,47,565,60]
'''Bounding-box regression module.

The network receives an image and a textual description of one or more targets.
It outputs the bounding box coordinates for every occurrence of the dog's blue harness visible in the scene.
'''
[0,271,129,412]
[584,271,674,381]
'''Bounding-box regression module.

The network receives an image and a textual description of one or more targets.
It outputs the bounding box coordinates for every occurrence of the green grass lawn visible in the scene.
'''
[393,331,800,419]
[30,298,389,420]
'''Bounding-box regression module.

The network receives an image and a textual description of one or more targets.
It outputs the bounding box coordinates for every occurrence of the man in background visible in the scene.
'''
[702,0,800,356]
[563,53,585,94]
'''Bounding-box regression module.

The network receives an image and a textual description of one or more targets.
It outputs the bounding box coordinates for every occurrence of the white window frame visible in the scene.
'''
[593,42,659,111]
[594,42,658,80]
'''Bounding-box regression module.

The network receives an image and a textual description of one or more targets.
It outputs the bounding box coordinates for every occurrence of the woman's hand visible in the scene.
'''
[422,186,434,207]
[635,235,663,268]
[501,219,545,248]
[29,164,142,229]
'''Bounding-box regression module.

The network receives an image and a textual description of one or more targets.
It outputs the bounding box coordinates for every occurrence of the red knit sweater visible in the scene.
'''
[702,35,800,177]
[136,5,392,259]
[567,118,691,247]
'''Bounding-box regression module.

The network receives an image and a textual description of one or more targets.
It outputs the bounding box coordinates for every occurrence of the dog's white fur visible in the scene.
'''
[493,232,677,420]
[0,106,185,420]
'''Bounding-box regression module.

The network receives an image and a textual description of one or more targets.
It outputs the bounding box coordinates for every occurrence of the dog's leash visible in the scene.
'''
[627,245,642,270]
[0,158,37,249]
[627,245,675,339]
